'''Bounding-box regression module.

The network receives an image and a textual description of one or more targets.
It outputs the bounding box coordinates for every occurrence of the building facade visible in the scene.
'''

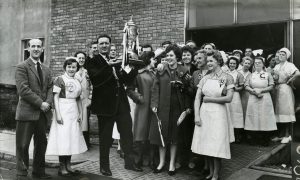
[0,0,299,128]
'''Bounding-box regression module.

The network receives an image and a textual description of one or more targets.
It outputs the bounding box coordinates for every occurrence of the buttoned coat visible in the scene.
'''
[15,58,53,121]
[86,54,137,116]
[149,64,190,145]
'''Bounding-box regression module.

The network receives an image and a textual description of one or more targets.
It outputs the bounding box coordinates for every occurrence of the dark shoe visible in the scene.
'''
[100,167,112,176]
[58,170,72,177]
[67,169,81,175]
[125,163,143,172]
[168,169,176,176]
[117,150,125,158]
[153,166,164,174]
[32,172,52,179]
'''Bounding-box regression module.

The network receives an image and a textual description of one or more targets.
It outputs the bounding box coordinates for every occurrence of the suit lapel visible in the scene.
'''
[27,58,42,86]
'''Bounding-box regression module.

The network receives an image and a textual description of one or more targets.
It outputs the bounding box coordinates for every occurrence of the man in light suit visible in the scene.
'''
[15,39,53,179]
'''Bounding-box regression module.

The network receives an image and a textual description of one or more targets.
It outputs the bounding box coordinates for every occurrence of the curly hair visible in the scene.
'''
[165,44,182,61]
[139,51,155,67]
[226,56,240,69]
[181,45,195,61]
[194,49,207,61]
[207,50,224,67]
[63,58,79,71]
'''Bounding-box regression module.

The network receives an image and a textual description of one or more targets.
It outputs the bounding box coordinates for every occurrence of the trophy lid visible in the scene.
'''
[127,15,135,26]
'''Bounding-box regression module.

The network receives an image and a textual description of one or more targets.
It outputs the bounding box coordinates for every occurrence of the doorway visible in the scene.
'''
[186,22,286,57]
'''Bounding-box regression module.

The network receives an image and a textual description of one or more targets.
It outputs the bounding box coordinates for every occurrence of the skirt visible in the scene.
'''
[245,93,277,131]
[46,98,87,155]
[191,102,231,159]
[226,91,244,128]
[274,84,296,123]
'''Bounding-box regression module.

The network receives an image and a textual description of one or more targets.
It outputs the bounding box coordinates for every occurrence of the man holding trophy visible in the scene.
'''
[86,32,143,177]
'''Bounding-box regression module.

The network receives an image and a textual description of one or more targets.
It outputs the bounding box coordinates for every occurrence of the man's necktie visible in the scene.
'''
[37,62,43,87]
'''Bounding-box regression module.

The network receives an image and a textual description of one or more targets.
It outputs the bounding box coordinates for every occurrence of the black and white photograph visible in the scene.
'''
[0,0,300,180]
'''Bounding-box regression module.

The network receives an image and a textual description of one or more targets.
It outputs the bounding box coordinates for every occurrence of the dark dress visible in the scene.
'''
[149,64,189,146]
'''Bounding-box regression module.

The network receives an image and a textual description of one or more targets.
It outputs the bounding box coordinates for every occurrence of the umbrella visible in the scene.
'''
[154,112,165,147]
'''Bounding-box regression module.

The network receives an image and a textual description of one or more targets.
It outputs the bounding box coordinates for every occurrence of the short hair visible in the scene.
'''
[207,50,224,67]
[265,54,275,68]
[185,40,196,45]
[165,44,182,61]
[181,45,195,61]
[242,56,253,64]
[142,44,153,51]
[140,51,155,67]
[28,38,43,47]
[194,49,207,61]
[162,41,172,46]
[201,43,216,50]
[90,41,98,47]
[63,58,79,71]
[97,34,111,43]
[110,43,117,48]
[74,51,87,58]
[226,56,240,69]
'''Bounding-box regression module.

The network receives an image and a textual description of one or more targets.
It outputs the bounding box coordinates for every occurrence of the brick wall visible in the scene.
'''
[0,84,18,129]
[50,0,185,134]
[50,0,185,76]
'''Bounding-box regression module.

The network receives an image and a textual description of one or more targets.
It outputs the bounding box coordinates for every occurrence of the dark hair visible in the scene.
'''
[162,41,171,46]
[165,44,182,61]
[265,54,275,68]
[207,50,224,67]
[90,41,98,47]
[140,51,155,67]
[181,45,195,62]
[97,34,111,43]
[226,56,240,69]
[63,58,79,71]
[154,51,166,64]
[74,51,87,58]
[142,44,153,51]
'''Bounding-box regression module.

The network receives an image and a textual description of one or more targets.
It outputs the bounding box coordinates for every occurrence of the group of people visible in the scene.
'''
[14,36,299,180]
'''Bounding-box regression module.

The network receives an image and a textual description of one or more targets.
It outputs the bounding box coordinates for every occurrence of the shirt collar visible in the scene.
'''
[213,69,223,77]
[99,53,109,61]
[30,57,41,64]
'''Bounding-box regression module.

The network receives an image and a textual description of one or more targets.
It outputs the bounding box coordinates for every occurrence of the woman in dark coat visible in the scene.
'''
[150,44,191,176]
[127,51,156,167]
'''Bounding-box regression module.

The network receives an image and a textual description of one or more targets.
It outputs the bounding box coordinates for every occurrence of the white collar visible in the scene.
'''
[30,57,41,64]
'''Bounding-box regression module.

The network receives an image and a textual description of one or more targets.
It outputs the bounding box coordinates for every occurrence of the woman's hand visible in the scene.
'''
[202,96,212,103]
[194,115,202,127]
[56,117,63,125]
[86,99,92,107]
[152,107,157,113]
[77,113,82,123]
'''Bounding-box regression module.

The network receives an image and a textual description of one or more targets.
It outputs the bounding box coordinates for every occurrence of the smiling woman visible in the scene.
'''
[191,50,234,180]
[46,57,87,177]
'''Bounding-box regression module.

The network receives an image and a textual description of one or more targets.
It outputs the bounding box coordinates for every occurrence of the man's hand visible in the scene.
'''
[40,102,51,112]
[108,59,122,66]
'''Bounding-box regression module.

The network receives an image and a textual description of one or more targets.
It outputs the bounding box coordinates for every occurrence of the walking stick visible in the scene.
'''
[154,112,165,147]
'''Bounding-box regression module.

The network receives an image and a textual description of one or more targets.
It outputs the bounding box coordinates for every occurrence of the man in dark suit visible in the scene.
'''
[15,39,53,179]
[86,34,142,176]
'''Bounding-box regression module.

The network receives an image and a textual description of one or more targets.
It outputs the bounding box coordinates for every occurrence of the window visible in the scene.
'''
[22,38,45,62]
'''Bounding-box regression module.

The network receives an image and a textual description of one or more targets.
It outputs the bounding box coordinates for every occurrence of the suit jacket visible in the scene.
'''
[15,58,53,121]
[86,54,137,117]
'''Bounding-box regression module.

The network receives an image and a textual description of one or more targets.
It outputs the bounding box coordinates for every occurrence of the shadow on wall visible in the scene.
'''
[0,83,18,129]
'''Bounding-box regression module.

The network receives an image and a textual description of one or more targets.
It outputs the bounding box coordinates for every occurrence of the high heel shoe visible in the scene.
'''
[153,166,164,173]
[168,169,176,176]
